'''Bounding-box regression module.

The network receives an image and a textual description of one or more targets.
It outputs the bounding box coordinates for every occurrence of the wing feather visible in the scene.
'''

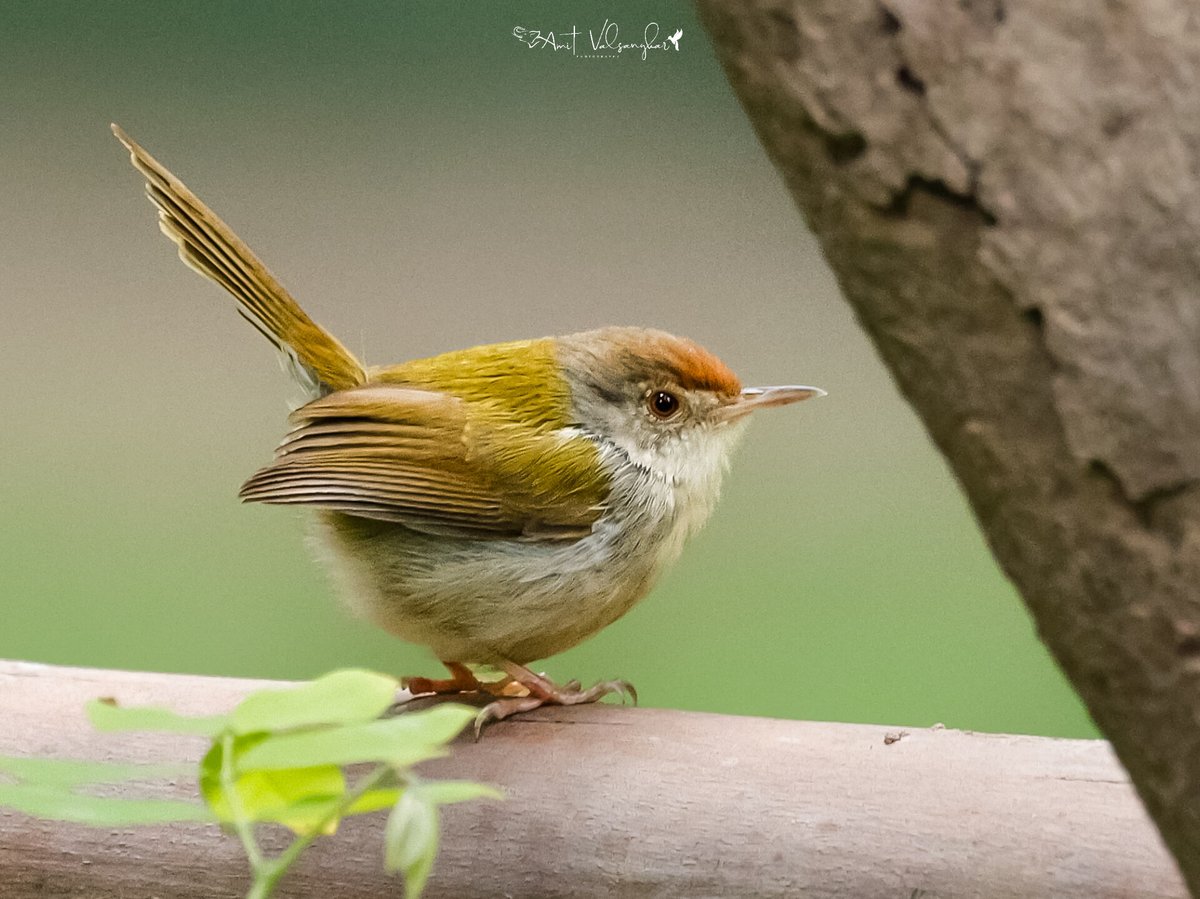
[239,385,609,541]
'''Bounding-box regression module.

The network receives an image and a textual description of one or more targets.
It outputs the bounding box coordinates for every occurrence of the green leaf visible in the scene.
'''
[280,785,403,821]
[232,669,399,735]
[238,705,475,771]
[87,698,228,737]
[240,726,447,772]
[243,767,347,835]
[345,786,403,815]
[380,779,498,894]
[0,756,188,787]
[417,780,503,806]
[200,739,347,835]
[385,788,439,897]
[0,783,212,825]
[198,733,262,800]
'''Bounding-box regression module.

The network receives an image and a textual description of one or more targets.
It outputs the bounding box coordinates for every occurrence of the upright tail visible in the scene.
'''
[112,124,366,396]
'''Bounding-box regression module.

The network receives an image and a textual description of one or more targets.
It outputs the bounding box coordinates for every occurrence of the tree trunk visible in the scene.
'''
[0,661,1186,897]
[694,0,1200,890]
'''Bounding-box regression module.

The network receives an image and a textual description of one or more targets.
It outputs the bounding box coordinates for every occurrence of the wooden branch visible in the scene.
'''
[694,0,1200,891]
[0,661,1184,897]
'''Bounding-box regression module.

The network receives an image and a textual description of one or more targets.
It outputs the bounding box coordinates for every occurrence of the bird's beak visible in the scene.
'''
[721,385,826,422]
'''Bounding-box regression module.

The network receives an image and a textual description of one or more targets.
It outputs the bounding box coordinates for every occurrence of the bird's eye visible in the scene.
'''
[648,390,681,419]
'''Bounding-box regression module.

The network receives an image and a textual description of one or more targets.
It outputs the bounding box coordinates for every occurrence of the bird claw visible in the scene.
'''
[472,674,638,739]
[474,696,546,739]
[404,661,636,738]
[609,679,638,706]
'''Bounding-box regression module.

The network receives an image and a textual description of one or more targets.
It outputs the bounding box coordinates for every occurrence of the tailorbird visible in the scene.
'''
[112,124,824,732]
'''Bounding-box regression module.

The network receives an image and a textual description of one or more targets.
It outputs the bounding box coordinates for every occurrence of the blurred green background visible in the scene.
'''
[0,2,1095,737]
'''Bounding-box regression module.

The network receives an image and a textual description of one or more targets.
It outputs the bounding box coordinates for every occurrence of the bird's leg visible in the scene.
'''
[400,660,506,696]
[474,661,636,737]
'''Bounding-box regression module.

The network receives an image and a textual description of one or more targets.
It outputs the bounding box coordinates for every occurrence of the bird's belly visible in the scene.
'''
[308,509,672,664]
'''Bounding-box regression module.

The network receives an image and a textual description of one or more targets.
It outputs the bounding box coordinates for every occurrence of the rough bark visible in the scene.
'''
[0,661,1185,897]
[694,0,1200,891]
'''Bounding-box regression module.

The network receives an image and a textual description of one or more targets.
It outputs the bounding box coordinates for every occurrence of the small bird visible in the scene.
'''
[112,125,824,732]
[667,28,683,50]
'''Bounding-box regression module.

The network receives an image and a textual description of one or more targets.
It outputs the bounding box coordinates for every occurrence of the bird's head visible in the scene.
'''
[556,327,823,490]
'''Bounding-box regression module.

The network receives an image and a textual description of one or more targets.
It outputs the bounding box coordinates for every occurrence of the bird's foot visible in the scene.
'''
[402,661,523,698]
[473,661,636,739]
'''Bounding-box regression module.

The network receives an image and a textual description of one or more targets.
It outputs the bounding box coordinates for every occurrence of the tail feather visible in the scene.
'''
[112,124,366,395]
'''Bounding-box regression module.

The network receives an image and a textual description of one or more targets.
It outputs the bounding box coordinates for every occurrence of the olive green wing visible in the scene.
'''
[238,385,610,540]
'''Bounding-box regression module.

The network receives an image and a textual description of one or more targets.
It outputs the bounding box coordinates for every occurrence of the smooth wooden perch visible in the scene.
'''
[0,660,1185,897]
